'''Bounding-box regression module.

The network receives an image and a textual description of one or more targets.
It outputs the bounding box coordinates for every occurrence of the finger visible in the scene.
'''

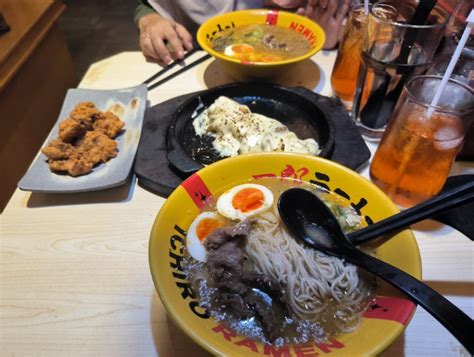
[141,35,159,60]
[175,24,194,51]
[150,36,172,64]
[141,39,167,66]
[319,0,328,9]
[144,55,166,67]
[326,0,338,17]
[272,0,305,8]
[296,7,306,15]
[163,27,185,59]
[335,0,350,23]
[305,2,316,17]
[314,5,326,19]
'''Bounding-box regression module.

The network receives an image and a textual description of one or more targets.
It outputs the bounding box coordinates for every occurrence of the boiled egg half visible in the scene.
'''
[217,183,274,220]
[186,212,225,262]
[224,44,255,59]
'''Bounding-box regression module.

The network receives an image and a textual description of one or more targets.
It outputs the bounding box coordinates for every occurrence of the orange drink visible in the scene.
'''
[331,5,367,110]
[370,76,474,207]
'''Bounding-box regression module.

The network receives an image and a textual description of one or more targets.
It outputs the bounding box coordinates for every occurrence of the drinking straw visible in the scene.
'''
[398,0,437,63]
[364,0,369,15]
[427,9,474,117]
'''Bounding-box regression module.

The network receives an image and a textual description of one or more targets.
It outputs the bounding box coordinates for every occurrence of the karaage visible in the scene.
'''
[42,101,124,176]
[93,111,125,138]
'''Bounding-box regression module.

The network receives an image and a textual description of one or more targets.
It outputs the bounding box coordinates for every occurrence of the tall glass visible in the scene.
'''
[330,5,368,111]
[370,76,474,207]
[352,1,449,141]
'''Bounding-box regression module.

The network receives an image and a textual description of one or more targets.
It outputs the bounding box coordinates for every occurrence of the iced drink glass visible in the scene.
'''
[370,75,474,207]
[352,1,449,141]
[330,5,368,111]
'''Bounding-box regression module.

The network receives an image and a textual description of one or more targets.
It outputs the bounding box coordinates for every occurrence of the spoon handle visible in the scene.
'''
[349,180,474,245]
[344,247,474,354]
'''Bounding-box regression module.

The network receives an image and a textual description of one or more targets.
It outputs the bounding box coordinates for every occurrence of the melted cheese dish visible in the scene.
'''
[192,96,320,157]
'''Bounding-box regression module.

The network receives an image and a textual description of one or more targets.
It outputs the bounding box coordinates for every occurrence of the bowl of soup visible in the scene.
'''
[149,152,421,355]
[197,10,326,79]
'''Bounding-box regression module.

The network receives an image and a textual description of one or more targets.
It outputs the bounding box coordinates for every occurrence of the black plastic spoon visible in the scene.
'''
[278,188,474,355]
[348,180,474,245]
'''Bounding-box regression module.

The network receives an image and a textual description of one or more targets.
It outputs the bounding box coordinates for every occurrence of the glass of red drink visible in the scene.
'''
[370,75,474,207]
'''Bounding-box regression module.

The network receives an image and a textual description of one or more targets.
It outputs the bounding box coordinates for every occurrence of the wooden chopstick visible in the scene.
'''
[146,53,211,90]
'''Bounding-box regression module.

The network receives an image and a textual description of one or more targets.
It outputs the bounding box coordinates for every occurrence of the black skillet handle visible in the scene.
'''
[349,180,474,245]
[343,247,474,354]
[166,148,203,175]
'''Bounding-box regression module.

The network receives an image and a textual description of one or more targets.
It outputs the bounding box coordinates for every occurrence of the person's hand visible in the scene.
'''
[297,0,350,50]
[139,13,193,66]
[270,0,305,8]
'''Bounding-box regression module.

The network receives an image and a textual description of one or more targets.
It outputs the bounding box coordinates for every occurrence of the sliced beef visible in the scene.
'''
[207,240,244,276]
[205,220,250,294]
[245,290,283,341]
[204,220,288,341]
[243,271,287,308]
[204,220,251,251]
[215,291,253,319]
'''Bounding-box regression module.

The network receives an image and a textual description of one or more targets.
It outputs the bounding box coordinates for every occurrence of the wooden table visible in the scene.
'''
[1,51,473,356]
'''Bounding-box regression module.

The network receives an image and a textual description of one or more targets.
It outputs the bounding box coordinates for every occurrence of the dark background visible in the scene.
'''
[59,0,140,79]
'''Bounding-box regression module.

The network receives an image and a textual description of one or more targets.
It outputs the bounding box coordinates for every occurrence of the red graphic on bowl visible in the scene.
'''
[181,173,213,209]
[266,10,279,25]
[363,296,415,325]
[288,21,317,46]
[253,164,309,181]
[212,323,346,355]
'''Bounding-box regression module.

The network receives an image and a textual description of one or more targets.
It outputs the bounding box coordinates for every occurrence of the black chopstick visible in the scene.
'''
[348,180,474,245]
[142,47,200,85]
[146,53,211,90]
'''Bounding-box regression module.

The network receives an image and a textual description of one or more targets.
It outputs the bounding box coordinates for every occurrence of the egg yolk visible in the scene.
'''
[196,218,224,241]
[232,188,264,213]
[231,44,254,54]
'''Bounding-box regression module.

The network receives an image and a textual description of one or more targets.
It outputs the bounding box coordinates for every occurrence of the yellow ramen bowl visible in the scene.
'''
[149,153,421,356]
[197,9,326,79]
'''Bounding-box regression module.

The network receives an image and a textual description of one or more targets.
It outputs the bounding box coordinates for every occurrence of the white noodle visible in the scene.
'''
[244,208,371,333]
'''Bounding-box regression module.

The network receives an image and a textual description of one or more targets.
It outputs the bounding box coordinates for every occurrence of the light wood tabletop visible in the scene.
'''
[1,50,473,357]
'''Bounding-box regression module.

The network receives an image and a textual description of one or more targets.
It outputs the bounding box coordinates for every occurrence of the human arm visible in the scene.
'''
[135,0,193,66]
[134,0,156,25]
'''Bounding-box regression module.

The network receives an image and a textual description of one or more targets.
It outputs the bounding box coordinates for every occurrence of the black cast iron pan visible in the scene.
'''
[166,83,335,175]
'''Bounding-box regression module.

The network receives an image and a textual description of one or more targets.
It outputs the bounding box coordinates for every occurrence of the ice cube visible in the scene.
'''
[433,135,463,151]
[434,126,462,141]
[433,117,463,150]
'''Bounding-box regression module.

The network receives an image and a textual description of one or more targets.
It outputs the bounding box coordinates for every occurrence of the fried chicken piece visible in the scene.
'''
[58,117,94,142]
[46,132,117,177]
[93,111,125,138]
[69,101,101,121]
[48,157,94,177]
[42,139,77,160]
[43,101,123,177]
[76,131,118,164]
[58,102,101,142]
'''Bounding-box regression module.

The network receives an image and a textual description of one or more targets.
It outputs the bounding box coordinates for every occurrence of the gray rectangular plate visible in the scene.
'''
[18,85,147,193]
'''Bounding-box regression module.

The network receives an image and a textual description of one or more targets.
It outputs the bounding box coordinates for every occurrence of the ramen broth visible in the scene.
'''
[211,24,311,63]
[183,178,375,346]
